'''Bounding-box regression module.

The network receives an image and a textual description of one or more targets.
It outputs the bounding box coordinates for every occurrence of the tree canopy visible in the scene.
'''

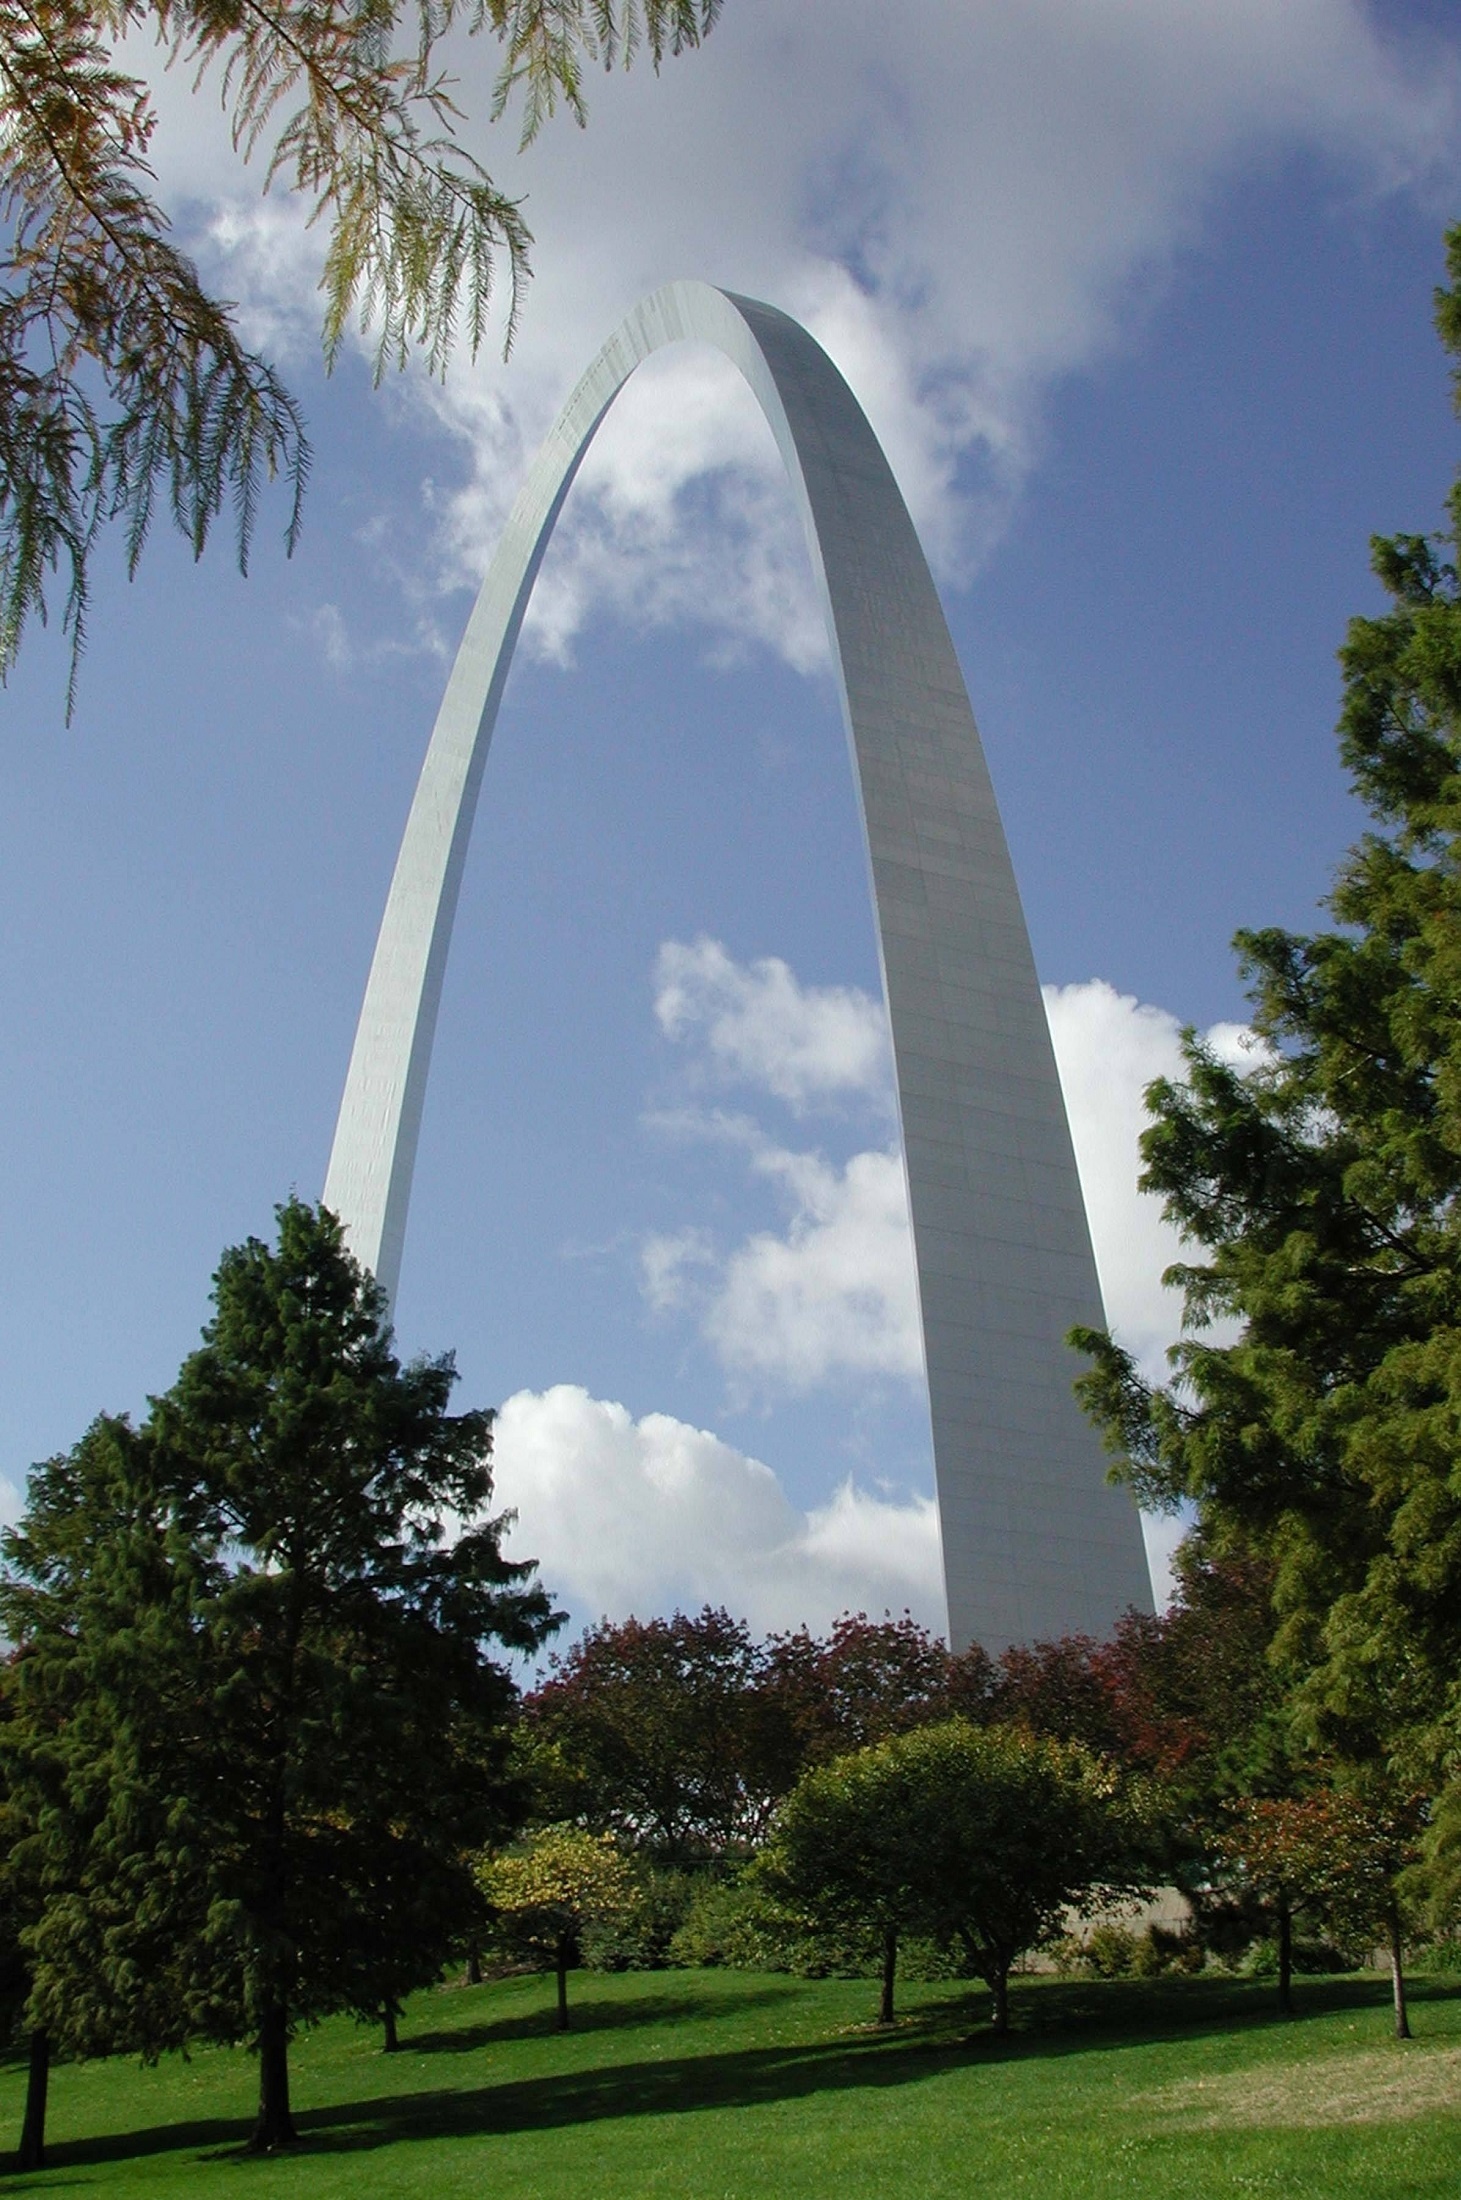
[0,1413,223,2165]
[0,0,721,699]
[1073,222,1461,1906]
[755,1719,1148,2032]
[1,1197,558,2156]
[522,1608,992,1862]
[480,1823,636,2028]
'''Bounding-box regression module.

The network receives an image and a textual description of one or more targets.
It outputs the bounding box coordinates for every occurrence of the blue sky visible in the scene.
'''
[2,0,1459,1639]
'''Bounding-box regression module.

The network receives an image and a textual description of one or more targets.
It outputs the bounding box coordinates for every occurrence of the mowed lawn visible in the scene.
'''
[2,1967,1459,2198]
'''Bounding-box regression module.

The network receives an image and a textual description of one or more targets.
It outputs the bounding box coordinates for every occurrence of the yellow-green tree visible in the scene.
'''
[756,1720,1148,2033]
[479,1824,636,2029]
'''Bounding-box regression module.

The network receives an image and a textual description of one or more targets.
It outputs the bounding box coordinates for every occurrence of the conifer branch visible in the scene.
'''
[0,0,720,704]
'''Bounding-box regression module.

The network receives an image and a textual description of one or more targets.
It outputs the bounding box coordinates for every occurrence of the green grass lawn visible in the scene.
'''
[3,1966,1458,2197]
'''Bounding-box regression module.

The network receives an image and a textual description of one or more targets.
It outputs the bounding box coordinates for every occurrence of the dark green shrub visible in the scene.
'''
[1084,1924,1141,1978]
[1064,1922,1203,1978]
[669,1877,798,1971]
[582,1867,696,1971]
[1410,1935,1461,1974]
[1146,1923,1204,1975]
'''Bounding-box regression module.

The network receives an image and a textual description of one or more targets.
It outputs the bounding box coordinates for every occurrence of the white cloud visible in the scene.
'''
[129,1,1458,665]
[640,1225,715,1312]
[1043,979,1264,1383]
[654,935,892,1111]
[645,941,1257,1395]
[634,959,1258,1613]
[642,1134,923,1392]
[294,598,448,677]
[645,938,916,1389]
[705,1144,922,1390]
[492,1382,945,1635]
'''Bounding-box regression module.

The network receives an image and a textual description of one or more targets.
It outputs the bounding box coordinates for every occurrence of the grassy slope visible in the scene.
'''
[2,1968,1458,2198]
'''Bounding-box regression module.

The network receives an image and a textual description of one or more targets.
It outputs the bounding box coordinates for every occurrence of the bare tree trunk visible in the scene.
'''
[990,1966,1011,2038]
[877,1928,898,2027]
[555,1941,570,2031]
[382,2001,400,2053]
[1277,1894,1294,2017]
[1388,1905,1412,2041]
[17,2029,49,2171]
[464,1945,482,1986]
[251,1998,297,2152]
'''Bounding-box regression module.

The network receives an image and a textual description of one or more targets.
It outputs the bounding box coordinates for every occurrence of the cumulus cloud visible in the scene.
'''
[491,1382,945,1635]
[641,1141,922,1390]
[704,1144,923,1389]
[648,941,1260,1395]
[129,0,1458,665]
[1043,979,1263,1383]
[632,948,1270,1611]
[648,938,917,1388]
[653,936,892,1111]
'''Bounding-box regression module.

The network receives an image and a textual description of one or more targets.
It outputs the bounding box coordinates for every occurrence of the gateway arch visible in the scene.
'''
[324,280,1151,1653]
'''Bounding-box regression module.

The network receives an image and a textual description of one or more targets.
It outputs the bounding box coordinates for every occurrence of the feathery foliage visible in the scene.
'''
[0,0,720,701]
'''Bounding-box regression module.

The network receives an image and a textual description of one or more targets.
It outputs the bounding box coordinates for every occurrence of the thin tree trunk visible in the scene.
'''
[464,1945,483,1986]
[1277,1894,1294,2017]
[877,1927,898,2027]
[382,2002,400,2053]
[1388,1905,1412,2041]
[253,1651,298,2151]
[990,1966,1011,2038]
[251,1998,297,2152]
[555,1940,570,2031]
[17,2029,49,2171]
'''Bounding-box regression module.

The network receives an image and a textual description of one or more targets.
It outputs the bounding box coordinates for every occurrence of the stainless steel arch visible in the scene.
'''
[324,280,1151,1651]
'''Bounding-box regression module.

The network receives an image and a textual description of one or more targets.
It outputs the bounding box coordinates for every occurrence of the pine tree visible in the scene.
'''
[0,1414,223,2168]
[1,1199,559,2156]
[152,1196,558,2147]
[1073,226,1461,1897]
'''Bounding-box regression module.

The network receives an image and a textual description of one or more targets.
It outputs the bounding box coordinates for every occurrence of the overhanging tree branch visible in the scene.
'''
[0,0,720,704]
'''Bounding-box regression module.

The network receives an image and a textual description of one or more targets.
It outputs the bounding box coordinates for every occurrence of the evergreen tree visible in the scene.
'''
[1,1199,559,2155]
[1073,227,1461,1895]
[0,1415,223,2168]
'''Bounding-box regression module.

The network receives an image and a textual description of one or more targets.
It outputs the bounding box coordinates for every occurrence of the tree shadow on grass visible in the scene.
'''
[3,2116,253,2188]
[291,2032,960,2157]
[404,1985,791,2056]
[259,1976,1461,2157]
[3,2025,972,2182]
[976,1971,1443,2062]
[11,1974,1457,2182]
